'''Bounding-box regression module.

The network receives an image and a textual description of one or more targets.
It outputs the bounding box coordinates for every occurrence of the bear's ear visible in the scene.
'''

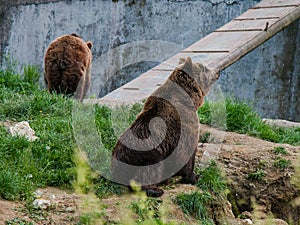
[70,33,81,38]
[86,41,93,49]
[179,56,192,75]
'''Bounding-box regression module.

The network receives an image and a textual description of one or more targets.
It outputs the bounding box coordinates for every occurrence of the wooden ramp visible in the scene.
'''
[91,0,300,106]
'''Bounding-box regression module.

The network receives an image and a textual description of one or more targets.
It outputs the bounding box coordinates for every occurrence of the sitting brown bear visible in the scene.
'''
[44,33,92,101]
[112,57,219,197]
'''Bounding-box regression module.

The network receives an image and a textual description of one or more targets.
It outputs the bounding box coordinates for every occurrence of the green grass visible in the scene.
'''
[78,212,106,225]
[174,191,213,224]
[198,99,300,146]
[174,161,228,224]
[0,65,76,200]
[0,61,299,223]
[196,161,227,194]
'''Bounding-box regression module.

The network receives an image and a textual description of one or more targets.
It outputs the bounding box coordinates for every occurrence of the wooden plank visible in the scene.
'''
[255,0,300,8]
[216,19,278,31]
[139,70,171,79]
[152,52,227,71]
[123,74,168,91]
[182,31,260,52]
[208,4,300,72]
[236,7,296,20]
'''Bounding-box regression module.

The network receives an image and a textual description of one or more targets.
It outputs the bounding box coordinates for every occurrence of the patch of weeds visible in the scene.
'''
[127,185,175,225]
[0,60,42,95]
[0,65,76,200]
[0,62,142,202]
[247,160,268,182]
[198,99,300,146]
[94,177,127,198]
[272,146,288,155]
[73,149,97,194]
[247,169,266,181]
[174,191,213,224]
[271,147,291,171]
[199,132,212,143]
[5,218,34,225]
[94,105,118,150]
[257,160,268,169]
[175,161,227,224]
[94,103,142,149]
[0,170,27,201]
[198,101,212,125]
[196,161,227,194]
[274,157,291,171]
[78,212,105,225]
[234,142,242,145]
[130,197,163,222]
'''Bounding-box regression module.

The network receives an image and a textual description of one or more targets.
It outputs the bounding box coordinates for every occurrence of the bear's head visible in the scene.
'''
[178,57,219,96]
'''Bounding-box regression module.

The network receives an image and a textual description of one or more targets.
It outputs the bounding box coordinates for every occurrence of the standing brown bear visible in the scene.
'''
[44,33,92,101]
[112,57,219,197]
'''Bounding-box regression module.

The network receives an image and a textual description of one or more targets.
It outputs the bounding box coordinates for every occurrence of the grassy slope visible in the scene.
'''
[0,65,299,224]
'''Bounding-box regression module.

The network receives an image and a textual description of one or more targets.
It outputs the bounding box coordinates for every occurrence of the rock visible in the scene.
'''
[8,121,38,142]
[263,119,300,128]
[65,207,75,212]
[32,199,51,210]
[33,190,44,198]
[244,218,253,224]
[49,194,56,200]
[254,219,288,225]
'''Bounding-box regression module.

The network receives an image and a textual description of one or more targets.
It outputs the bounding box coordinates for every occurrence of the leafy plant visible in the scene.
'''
[274,157,291,171]
[272,146,288,155]
[199,131,212,143]
[5,218,34,225]
[247,169,266,181]
[0,170,25,201]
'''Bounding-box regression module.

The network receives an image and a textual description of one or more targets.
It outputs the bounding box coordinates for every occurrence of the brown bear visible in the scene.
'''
[111,57,219,197]
[44,33,92,101]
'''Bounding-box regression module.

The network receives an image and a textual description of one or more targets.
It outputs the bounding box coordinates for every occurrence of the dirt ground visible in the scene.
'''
[0,124,299,225]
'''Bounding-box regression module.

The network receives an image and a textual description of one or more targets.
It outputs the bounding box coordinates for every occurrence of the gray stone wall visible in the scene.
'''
[0,0,299,121]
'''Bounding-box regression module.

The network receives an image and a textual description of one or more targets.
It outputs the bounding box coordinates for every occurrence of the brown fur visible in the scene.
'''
[44,33,92,101]
[112,57,219,197]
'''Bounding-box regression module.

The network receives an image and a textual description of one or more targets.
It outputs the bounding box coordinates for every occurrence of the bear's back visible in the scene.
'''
[44,34,92,99]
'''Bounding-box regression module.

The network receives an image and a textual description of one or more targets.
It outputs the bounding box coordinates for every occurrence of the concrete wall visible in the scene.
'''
[0,0,299,121]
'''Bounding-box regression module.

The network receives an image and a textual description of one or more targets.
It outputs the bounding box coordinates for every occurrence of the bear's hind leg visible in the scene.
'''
[176,148,199,185]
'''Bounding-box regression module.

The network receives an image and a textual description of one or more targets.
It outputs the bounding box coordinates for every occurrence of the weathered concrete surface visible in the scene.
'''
[0,0,299,121]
